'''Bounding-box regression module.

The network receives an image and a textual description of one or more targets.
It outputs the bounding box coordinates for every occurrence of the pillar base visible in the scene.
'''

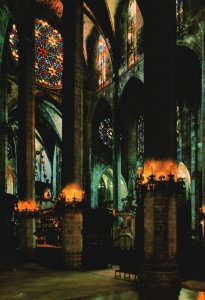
[62,210,83,270]
[138,288,180,300]
[17,214,36,263]
[142,186,180,289]
[141,266,180,289]
[63,253,82,270]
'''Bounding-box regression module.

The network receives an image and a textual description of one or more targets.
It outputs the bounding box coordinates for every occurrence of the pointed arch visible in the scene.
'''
[177,162,191,190]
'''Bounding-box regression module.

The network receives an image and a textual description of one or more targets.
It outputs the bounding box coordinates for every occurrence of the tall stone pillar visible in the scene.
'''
[200,22,205,246]
[112,71,122,247]
[142,0,180,289]
[0,2,10,195]
[113,74,121,212]
[17,3,35,204]
[16,1,36,259]
[144,0,176,160]
[83,89,92,204]
[62,0,83,188]
[61,0,84,269]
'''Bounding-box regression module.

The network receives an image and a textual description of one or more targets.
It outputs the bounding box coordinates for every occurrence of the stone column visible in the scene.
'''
[62,210,83,269]
[144,0,176,161]
[0,2,10,195]
[200,22,205,240]
[113,73,121,212]
[17,214,36,261]
[62,0,83,188]
[17,6,35,204]
[142,0,180,289]
[16,1,36,259]
[83,89,92,204]
[143,188,179,288]
[112,72,122,246]
[61,0,84,269]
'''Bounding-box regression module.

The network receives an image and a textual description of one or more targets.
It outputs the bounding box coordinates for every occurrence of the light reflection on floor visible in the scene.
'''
[179,290,205,300]
[91,289,205,300]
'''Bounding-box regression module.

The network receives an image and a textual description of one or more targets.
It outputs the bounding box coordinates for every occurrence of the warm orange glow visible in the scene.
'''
[177,162,191,187]
[18,200,38,212]
[43,188,52,200]
[202,206,205,214]
[61,183,83,202]
[197,292,205,300]
[143,159,177,183]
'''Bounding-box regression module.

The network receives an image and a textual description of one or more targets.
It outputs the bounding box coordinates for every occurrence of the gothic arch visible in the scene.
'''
[177,40,202,63]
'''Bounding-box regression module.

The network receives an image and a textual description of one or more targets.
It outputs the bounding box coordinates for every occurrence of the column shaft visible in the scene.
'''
[144,0,176,160]
[83,90,92,204]
[113,74,121,211]
[0,3,10,195]
[62,0,83,188]
[14,1,36,261]
[17,16,35,202]
[201,23,205,211]
[142,0,179,288]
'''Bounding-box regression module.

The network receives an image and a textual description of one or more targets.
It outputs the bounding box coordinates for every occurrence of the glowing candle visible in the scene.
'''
[151,165,153,175]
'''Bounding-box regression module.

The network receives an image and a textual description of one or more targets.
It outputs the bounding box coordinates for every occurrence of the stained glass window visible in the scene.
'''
[128,0,138,67]
[9,25,19,61]
[137,116,144,164]
[98,35,112,90]
[9,19,63,88]
[98,35,107,89]
[176,0,183,32]
[99,118,113,148]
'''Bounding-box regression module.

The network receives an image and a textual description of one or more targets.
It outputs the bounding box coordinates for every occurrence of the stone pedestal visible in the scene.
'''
[142,189,180,289]
[138,289,179,300]
[62,211,83,270]
[17,215,36,262]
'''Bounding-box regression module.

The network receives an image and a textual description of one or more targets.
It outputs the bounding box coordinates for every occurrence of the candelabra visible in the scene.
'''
[135,168,186,198]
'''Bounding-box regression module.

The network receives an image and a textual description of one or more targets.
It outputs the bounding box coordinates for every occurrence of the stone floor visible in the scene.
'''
[0,264,204,300]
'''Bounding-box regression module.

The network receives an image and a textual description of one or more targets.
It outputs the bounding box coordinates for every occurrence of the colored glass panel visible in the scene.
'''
[98,35,107,89]
[98,35,112,90]
[128,0,138,67]
[99,118,113,148]
[9,19,63,88]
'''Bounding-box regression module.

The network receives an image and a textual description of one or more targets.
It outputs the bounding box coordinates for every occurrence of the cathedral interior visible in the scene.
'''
[0,0,205,299]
